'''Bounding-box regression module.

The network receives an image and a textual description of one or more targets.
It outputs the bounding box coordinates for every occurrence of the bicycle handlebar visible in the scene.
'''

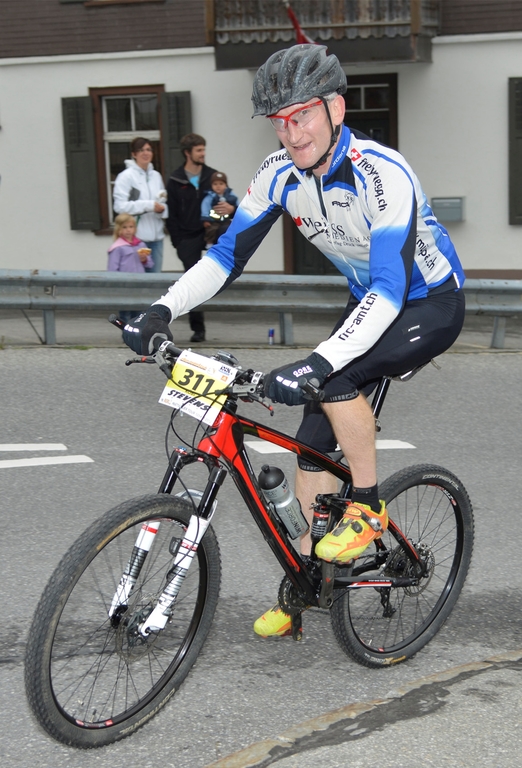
[107,315,324,402]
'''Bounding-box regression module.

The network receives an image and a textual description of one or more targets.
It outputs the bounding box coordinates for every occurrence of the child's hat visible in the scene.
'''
[211,171,228,185]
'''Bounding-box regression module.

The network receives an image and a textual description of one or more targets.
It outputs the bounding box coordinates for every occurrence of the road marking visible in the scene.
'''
[0,456,94,469]
[376,440,415,450]
[0,443,68,452]
[245,439,415,454]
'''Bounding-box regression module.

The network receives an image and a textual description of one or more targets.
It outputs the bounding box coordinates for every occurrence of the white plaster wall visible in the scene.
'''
[344,33,522,273]
[0,48,282,272]
[1,36,522,274]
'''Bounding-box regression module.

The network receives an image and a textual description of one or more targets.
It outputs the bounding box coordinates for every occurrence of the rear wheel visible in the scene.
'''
[25,494,221,747]
[330,464,473,667]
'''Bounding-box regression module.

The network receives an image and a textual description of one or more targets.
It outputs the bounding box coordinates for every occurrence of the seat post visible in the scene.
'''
[370,377,392,420]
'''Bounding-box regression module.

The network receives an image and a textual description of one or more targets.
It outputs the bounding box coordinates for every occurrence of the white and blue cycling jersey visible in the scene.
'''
[156,124,464,372]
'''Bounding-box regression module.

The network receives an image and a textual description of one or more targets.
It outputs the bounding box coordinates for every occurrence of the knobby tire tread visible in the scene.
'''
[330,464,474,668]
[24,494,221,748]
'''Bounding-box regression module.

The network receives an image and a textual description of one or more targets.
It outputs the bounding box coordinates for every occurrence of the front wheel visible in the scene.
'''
[330,464,474,667]
[25,495,221,748]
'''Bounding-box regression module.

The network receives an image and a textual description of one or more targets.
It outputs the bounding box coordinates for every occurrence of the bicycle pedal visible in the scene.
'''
[319,561,335,608]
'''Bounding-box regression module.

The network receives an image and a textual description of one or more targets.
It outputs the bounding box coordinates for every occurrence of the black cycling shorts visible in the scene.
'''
[296,286,465,470]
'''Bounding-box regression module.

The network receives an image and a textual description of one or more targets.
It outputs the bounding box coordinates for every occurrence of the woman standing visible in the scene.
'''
[113,137,168,272]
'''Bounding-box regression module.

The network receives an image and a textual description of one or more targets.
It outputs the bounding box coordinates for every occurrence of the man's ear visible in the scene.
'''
[330,94,346,127]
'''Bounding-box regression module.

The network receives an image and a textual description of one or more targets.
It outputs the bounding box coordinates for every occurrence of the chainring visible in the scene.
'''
[278,576,309,616]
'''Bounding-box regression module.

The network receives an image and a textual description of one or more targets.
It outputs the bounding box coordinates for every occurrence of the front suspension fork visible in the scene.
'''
[109,464,225,633]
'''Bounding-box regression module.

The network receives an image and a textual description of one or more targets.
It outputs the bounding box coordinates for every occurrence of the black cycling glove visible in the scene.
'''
[263,352,333,406]
[122,304,173,355]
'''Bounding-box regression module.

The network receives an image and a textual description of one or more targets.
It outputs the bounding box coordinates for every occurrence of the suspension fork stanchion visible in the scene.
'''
[109,520,161,619]
[109,452,191,618]
[158,451,187,494]
[138,467,227,636]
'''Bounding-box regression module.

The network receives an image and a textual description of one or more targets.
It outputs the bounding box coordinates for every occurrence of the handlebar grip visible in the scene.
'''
[298,376,325,402]
[109,314,125,329]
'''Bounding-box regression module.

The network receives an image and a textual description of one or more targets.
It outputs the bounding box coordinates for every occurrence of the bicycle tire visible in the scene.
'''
[330,464,473,668]
[24,494,221,748]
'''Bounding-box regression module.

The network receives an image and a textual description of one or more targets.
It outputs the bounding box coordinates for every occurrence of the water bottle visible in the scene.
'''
[258,465,309,539]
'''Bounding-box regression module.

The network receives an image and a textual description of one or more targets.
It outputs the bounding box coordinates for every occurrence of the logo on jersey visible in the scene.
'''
[350,148,362,161]
[337,292,379,340]
[332,192,356,210]
[294,216,347,243]
[416,236,436,270]
[350,155,388,212]
[252,152,291,184]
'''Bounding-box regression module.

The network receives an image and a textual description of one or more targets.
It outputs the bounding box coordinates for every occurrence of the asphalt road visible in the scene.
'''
[1,346,522,767]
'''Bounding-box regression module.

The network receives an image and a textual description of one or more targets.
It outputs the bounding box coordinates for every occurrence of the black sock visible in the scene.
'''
[352,485,381,514]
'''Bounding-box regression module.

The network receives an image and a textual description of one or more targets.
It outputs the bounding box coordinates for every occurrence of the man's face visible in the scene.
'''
[270,96,344,173]
[187,144,206,165]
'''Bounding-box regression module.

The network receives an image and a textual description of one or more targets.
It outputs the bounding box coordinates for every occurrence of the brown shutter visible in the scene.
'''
[62,97,101,230]
[161,92,192,179]
[509,78,522,225]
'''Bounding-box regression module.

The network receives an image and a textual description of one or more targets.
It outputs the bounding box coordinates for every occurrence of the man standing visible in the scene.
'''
[166,134,234,342]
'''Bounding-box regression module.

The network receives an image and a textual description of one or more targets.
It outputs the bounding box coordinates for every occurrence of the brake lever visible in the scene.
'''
[125,356,156,366]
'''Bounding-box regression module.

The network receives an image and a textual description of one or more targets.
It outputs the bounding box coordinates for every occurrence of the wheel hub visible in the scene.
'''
[115,602,162,662]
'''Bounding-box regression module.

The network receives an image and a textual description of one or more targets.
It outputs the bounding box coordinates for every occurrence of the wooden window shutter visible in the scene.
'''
[509,78,522,225]
[161,92,192,179]
[62,96,101,230]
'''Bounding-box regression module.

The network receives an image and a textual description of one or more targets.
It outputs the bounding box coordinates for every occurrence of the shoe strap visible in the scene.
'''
[343,504,384,532]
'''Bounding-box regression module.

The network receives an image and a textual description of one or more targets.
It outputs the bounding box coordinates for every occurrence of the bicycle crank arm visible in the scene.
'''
[138,515,210,636]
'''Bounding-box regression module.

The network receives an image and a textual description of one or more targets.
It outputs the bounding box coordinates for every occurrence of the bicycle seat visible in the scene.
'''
[389,359,439,382]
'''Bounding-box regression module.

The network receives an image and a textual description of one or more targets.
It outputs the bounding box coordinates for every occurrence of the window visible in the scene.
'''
[343,74,398,148]
[62,86,192,232]
[102,93,162,225]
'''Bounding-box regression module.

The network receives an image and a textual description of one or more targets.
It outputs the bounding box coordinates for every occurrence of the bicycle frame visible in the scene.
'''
[156,375,421,611]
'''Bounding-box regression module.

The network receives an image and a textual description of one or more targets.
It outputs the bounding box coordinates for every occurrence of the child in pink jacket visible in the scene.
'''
[108,213,153,323]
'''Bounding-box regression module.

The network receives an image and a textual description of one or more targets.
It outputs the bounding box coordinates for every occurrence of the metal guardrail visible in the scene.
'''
[0,270,521,347]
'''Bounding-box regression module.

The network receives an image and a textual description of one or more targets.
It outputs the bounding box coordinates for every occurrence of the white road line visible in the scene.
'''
[376,440,415,450]
[0,443,68,452]
[0,456,94,469]
[244,439,415,455]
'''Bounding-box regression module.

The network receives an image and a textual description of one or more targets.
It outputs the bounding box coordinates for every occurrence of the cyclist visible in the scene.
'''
[122,44,465,638]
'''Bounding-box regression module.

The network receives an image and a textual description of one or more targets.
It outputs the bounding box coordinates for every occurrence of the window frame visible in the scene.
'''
[343,73,398,149]
[90,84,165,234]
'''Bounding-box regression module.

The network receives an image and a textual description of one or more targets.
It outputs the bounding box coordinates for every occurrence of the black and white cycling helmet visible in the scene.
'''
[252,44,347,117]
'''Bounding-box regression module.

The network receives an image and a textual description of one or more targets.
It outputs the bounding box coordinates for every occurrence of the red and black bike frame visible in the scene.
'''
[159,376,422,607]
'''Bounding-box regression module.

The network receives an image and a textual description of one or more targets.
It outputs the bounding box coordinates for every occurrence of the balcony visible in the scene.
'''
[208,0,440,70]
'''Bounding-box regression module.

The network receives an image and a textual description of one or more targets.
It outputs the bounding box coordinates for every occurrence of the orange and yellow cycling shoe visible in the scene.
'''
[253,604,292,637]
[315,501,388,563]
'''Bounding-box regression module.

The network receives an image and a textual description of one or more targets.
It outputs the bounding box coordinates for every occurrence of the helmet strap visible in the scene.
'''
[304,97,341,177]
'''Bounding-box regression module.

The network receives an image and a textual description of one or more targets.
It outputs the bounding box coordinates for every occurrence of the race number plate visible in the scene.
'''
[159,349,237,426]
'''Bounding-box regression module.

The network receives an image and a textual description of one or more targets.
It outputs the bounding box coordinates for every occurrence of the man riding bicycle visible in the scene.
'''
[123,44,465,638]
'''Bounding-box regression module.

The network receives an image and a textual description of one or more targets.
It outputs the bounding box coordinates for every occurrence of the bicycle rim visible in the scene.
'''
[25,495,221,746]
[330,464,473,667]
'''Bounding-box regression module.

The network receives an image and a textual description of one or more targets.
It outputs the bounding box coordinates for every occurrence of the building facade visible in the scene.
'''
[1,0,521,276]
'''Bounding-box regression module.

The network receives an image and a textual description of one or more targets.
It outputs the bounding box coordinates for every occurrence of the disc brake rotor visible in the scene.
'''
[115,601,162,662]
